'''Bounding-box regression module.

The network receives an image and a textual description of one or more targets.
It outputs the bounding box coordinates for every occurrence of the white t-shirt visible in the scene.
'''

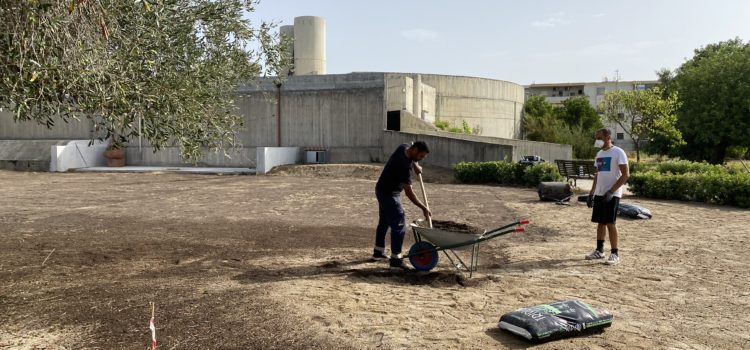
[593,146,629,197]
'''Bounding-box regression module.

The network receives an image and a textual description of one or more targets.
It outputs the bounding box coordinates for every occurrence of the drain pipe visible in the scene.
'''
[275,81,282,147]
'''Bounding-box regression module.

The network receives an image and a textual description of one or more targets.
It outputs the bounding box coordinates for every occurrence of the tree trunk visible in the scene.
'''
[635,140,641,163]
[709,141,728,164]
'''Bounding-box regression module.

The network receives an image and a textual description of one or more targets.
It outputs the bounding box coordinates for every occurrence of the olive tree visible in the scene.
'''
[600,87,683,162]
[0,0,289,161]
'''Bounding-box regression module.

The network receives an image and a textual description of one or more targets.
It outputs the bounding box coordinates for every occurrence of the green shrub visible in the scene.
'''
[630,162,657,174]
[454,161,563,187]
[434,120,450,130]
[655,160,728,174]
[628,171,750,208]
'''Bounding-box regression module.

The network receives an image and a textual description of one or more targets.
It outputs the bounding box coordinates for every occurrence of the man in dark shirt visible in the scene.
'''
[373,141,432,269]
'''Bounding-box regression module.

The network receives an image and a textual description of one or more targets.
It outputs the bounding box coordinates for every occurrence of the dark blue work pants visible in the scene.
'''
[374,190,406,256]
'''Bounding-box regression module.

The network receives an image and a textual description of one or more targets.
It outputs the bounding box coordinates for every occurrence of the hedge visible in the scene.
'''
[631,160,742,175]
[628,171,750,208]
[454,161,563,187]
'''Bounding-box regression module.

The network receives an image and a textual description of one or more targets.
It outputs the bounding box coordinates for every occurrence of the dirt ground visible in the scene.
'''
[0,165,748,349]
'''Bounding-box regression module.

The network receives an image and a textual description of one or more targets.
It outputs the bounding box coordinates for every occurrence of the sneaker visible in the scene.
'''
[585,249,605,260]
[372,249,389,260]
[606,253,620,265]
[389,258,412,271]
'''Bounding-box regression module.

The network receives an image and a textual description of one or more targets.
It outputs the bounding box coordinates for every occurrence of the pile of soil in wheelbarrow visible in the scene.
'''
[431,220,484,235]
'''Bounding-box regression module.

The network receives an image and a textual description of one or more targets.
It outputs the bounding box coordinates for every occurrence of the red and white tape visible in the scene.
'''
[149,317,156,349]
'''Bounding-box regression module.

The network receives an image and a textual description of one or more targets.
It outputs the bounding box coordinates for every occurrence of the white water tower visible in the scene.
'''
[292,16,326,75]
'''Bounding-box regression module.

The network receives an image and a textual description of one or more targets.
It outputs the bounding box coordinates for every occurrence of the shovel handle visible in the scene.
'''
[418,173,432,228]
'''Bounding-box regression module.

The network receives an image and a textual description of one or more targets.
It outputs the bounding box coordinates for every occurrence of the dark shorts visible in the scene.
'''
[591,195,620,224]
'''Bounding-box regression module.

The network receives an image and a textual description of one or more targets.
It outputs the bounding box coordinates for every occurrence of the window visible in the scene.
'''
[578,89,584,95]
[616,133,624,140]
[596,87,606,96]
[559,91,563,96]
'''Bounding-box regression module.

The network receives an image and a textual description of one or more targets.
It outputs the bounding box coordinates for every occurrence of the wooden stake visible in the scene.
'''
[41,248,55,266]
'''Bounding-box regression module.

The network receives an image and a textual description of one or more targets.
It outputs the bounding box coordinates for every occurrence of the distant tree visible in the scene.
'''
[523,94,601,159]
[524,94,554,118]
[600,87,683,162]
[557,96,603,131]
[0,0,289,161]
[673,38,750,164]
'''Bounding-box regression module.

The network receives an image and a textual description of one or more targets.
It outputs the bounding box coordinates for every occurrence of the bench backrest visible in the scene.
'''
[554,160,598,178]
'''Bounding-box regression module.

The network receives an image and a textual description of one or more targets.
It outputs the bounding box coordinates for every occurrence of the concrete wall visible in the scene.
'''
[386,74,525,139]
[256,147,301,174]
[382,131,513,168]
[124,146,256,167]
[0,140,71,171]
[382,130,572,168]
[399,111,439,133]
[386,76,412,113]
[237,73,386,163]
[50,140,108,172]
[0,110,92,139]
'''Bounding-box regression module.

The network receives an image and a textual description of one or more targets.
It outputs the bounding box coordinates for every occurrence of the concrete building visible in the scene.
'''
[525,80,658,152]
[0,15,573,171]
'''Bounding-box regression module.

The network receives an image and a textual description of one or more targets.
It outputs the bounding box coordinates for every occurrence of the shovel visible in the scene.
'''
[417,172,433,228]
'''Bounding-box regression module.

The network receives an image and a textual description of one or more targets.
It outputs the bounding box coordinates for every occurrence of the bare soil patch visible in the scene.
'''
[1,168,748,349]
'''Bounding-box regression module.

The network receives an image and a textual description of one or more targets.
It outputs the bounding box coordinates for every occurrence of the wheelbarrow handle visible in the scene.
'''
[483,219,530,236]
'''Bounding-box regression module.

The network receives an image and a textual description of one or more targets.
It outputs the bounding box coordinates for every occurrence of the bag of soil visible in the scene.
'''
[498,300,613,343]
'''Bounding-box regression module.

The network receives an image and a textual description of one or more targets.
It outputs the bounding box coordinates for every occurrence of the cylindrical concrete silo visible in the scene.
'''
[279,25,295,76]
[293,16,326,75]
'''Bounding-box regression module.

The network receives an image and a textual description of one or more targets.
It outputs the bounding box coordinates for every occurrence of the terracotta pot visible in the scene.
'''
[104,148,126,167]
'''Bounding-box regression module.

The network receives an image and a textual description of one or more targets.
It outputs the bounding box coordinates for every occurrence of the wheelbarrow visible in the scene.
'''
[404,219,530,277]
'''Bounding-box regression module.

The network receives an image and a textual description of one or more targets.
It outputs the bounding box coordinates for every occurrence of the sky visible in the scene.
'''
[247,0,750,85]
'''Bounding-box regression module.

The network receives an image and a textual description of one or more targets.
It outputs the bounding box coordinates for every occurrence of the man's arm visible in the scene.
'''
[589,173,598,196]
[609,163,630,193]
[403,184,432,219]
[412,162,422,175]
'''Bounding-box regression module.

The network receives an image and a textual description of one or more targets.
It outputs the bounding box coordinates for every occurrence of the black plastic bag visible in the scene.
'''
[618,202,652,219]
[498,300,613,343]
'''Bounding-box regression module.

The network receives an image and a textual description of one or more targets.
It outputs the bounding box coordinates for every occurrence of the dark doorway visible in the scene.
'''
[386,111,401,131]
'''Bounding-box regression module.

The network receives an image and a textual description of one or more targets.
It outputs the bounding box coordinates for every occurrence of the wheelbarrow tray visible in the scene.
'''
[411,221,485,250]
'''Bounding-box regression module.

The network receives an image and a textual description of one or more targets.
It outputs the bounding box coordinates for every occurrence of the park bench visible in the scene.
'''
[554,160,597,187]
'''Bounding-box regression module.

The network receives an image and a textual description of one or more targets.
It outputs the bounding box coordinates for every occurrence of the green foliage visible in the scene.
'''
[654,160,732,174]
[524,95,554,118]
[673,38,750,164]
[434,120,450,130]
[727,146,749,159]
[600,86,683,162]
[558,96,603,131]
[629,171,750,208]
[453,161,563,187]
[434,119,473,134]
[556,124,599,159]
[462,120,472,134]
[522,95,599,159]
[0,0,288,161]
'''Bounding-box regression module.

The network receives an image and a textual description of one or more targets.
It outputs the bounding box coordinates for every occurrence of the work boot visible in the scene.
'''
[372,249,389,260]
[389,257,412,271]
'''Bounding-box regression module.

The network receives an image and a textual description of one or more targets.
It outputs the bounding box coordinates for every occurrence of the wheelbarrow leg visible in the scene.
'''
[442,249,471,276]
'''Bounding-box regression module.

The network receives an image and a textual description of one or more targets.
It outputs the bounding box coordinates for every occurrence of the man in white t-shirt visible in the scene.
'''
[585,128,630,265]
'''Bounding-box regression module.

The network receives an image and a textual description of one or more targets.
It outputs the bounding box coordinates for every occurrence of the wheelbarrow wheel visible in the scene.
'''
[408,241,438,271]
